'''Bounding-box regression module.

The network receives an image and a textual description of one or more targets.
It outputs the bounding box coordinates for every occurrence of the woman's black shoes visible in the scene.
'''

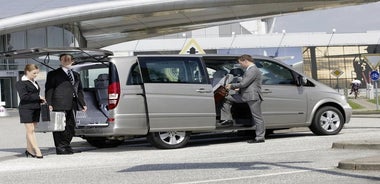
[25,150,43,159]
[25,150,36,158]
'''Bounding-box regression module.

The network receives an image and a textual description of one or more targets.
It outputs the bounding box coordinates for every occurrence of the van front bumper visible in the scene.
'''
[343,104,352,124]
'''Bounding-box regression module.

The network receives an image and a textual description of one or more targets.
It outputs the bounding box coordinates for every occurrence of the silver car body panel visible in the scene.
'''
[74,55,352,137]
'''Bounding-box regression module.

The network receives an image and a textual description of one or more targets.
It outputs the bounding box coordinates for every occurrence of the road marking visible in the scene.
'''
[173,168,331,184]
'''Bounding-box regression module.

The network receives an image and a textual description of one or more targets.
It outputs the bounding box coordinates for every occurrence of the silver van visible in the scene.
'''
[2,48,352,149]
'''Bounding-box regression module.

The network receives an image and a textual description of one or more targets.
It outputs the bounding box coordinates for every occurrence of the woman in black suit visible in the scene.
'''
[16,64,46,159]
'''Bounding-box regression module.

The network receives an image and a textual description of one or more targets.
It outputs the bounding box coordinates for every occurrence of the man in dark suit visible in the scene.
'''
[45,54,87,154]
[224,54,265,143]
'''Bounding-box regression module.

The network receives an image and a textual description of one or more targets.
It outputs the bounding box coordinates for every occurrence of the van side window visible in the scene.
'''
[138,57,207,84]
[205,62,237,86]
[127,63,142,85]
[255,59,295,85]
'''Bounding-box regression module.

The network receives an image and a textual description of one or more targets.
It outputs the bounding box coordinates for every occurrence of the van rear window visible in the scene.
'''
[79,68,109,88]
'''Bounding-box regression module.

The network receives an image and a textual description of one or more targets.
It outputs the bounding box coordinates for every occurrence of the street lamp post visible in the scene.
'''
[274,29,286,57]
[327,28,336,88]
[227,31,236,54]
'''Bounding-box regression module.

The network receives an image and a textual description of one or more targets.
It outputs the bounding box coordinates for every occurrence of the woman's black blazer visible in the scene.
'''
[16,80,41,109]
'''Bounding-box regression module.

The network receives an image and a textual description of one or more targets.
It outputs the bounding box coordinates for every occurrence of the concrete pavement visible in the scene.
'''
[336,97,380,170]
[332,140,380,170]
[2,104,380,170]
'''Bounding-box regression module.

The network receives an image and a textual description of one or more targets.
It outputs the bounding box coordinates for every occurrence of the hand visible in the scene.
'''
[40,96,46,103]
[226,84,231,89]
[49,105,53,111]
[82,106,87,112]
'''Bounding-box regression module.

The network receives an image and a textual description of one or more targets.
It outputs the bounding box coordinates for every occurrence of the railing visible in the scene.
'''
[0,64,19,70]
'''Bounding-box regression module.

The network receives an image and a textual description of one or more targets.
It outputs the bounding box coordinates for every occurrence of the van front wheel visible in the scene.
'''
[147,131,190,149]
[309,106,344,135]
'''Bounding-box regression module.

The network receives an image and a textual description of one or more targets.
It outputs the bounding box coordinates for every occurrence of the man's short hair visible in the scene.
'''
[59,54,74,61]
[238,54,253,62]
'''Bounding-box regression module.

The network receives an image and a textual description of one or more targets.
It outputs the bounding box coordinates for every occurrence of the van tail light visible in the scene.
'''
[108,82,120,110]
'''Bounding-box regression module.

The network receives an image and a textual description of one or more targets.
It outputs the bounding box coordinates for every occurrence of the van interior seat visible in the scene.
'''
[212,69,228,86]
[229,68,244,77]
[229,68,244,83]
[94,73,109,116]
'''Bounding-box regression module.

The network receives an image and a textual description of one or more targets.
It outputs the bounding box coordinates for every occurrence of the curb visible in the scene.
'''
[332,141,380,150]
[338,155,380,170]
[333,140,380,170]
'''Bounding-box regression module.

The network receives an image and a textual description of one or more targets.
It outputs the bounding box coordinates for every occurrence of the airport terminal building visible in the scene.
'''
[0,25,85,107]
[1,0,380,108]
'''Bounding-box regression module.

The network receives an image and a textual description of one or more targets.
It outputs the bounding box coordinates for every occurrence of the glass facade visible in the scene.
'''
[0,24,85,107]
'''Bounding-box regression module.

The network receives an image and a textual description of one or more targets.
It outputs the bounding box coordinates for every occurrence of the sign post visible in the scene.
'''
[331,69,344,93]
[370,70,379,110]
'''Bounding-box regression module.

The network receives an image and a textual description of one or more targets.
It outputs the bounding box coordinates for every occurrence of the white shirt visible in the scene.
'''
[62,67,74,83]
[21,75,38,89]
[246,63,254,71]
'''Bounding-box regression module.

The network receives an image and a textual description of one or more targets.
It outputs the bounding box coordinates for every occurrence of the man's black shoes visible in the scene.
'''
[217,120,233,127]
[56,147,73,155]
[247,139,265,144]
[65,146,81,153]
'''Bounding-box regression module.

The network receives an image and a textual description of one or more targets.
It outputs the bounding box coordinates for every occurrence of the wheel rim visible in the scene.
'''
[319,110,341,132]
[158,131,186,145]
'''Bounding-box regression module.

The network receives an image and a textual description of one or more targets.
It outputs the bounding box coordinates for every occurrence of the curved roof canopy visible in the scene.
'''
[0,0,378,48]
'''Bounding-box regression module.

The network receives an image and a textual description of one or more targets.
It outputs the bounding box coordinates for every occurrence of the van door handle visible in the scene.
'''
[262,89,272,94]
[196,88,212,93]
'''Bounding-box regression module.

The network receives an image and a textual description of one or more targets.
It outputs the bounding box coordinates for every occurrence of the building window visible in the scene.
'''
[47,26,64,47]
[27,28,47,48]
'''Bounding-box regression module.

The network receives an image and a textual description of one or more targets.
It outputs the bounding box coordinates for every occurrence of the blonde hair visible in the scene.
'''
[24,64,39,73]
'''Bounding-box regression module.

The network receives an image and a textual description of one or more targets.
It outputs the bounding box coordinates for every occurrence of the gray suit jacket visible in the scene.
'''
[230,64,263,102]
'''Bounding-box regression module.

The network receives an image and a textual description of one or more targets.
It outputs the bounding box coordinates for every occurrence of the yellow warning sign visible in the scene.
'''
[179,38,205,54]
[331,69,344,78]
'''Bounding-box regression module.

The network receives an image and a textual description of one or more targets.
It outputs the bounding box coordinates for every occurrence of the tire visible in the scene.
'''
[147,131,190,149]
[86,137,123,148]
[309,106,344,135]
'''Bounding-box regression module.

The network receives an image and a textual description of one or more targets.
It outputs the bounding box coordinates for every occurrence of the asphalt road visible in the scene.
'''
[0,116,379,184]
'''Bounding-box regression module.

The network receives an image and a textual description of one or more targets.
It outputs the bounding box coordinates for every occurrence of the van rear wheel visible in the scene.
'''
[86,137,123,148]
[147,131,190,149]
[309,106,344,135]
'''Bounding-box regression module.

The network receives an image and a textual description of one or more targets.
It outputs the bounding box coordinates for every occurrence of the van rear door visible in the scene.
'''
[74,63,113,127]
[137,56,215,131]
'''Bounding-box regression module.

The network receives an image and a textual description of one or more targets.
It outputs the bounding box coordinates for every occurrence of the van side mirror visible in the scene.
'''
[296,75,307,86]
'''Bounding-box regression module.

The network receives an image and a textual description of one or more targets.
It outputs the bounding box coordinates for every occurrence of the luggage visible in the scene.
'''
[214,85,229,104]
[213,75,230,104]
[36,108,66,132]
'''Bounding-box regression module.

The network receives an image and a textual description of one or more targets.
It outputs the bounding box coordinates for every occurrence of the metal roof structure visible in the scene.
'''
[0,0,379,48]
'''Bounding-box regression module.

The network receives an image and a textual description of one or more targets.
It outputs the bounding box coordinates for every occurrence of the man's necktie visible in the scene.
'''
[67,70,74,85]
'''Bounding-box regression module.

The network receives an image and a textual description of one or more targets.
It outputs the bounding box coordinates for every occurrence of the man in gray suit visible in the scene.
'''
[224,54,265,143]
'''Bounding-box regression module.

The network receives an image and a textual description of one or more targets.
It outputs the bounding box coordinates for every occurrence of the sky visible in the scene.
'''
[273,1,380,33]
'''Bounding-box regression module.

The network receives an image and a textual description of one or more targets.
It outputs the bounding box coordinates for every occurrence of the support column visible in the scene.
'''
[310,46,318,80]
